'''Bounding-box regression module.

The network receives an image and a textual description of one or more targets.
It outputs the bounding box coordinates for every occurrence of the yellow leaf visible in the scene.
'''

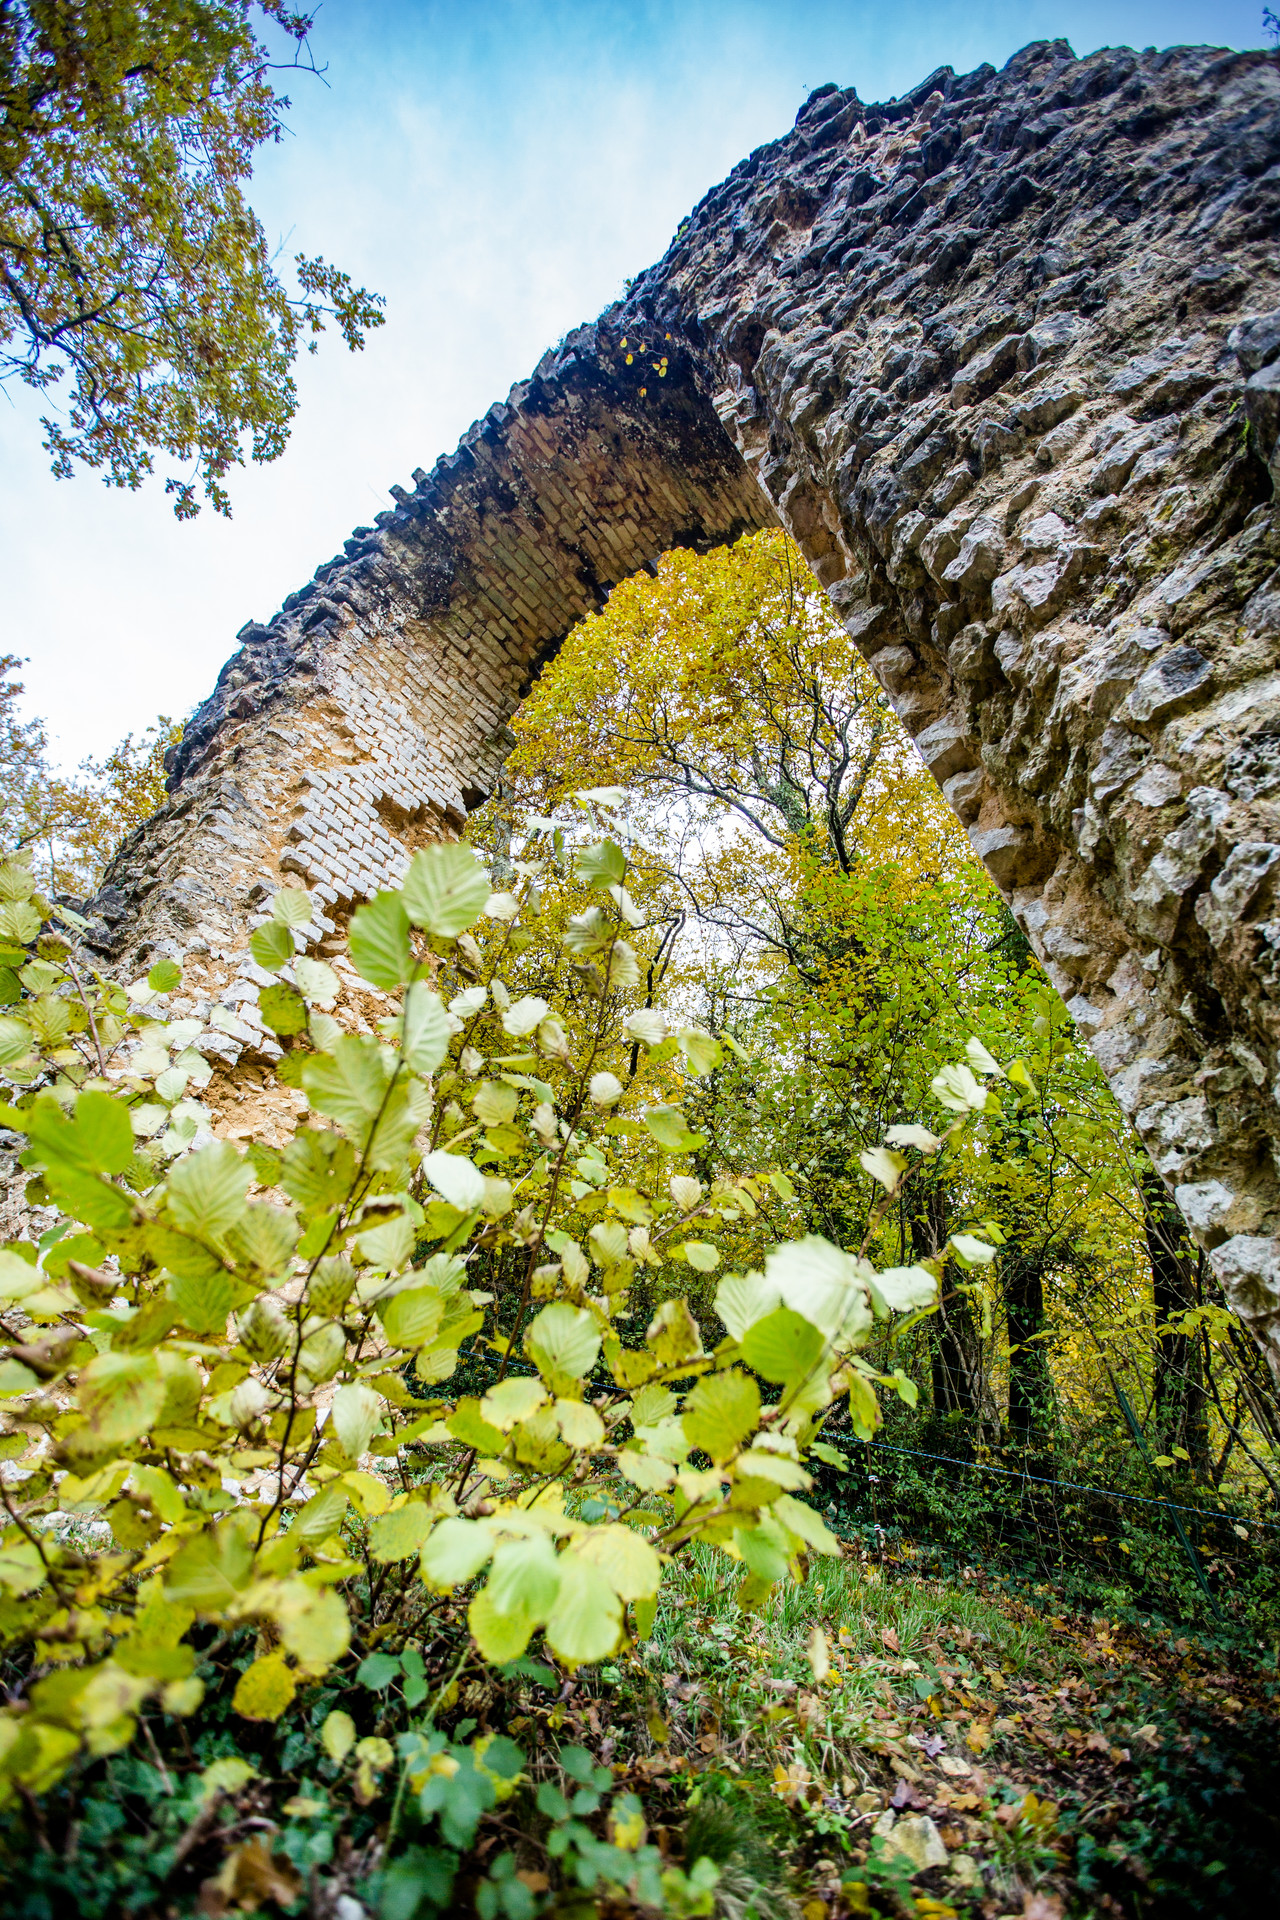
[808,1624,830,1683]
[321,1708,357,1762]
[368,1500,433,1563]
[234,1654,296,1722]
[545,1553,622,1665]
[162,1676,205,1716]
[341,1470,392,1516]
[573,1523,662,1601]
[279,1586,350,1674]
[554,1399,605,1449]
[200,1756,258,1801]
[469,1587,534,1663]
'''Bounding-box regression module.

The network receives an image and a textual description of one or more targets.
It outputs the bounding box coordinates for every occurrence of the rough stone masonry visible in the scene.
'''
[92,39,1280,1370]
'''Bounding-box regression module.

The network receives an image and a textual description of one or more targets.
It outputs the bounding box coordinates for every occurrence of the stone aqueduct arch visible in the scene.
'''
[95,39,1280,1368]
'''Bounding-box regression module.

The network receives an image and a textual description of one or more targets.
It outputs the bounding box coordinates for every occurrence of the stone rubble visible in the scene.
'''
[93,39,1280,1372]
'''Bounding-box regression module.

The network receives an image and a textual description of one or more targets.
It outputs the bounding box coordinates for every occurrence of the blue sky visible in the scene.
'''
[4,0,1269,766]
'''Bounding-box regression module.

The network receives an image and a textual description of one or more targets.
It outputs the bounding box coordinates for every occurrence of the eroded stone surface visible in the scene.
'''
[94,39,1280,1370]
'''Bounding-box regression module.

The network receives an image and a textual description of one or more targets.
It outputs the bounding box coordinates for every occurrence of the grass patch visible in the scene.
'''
[1,1536,1276,1918]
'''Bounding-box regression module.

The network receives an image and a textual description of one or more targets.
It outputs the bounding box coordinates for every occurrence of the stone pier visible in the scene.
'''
[95,40,1280,1368]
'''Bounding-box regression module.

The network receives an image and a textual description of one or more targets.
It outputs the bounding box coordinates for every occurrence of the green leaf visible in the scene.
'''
[643,1106,703,1152]
[350,891,412,990]
[870,1266,937,1314]
[356,1211,416,1272]
[948,1233,997,1268]
[678,1028,722,1076]
[734,1519,791,1583]
[768,1170,795,1202]
[772,1493,843,1555]
[473,1081,518,1126]
[501,995,550,1037]
[930,1063,992,1113]
[229,1203,298,1276]
[380,1285,445,1350]
[763,1236,873,1343]
[281,1129,357,1214]
[468,1588,534,1663]
[73,1089,134,1174]
[167,1140,251,1240]
[646,1298,703,1368]
[0,900,40,944]
[167,1269,233,1336]
[421,1149,487,1212]
[713,1272,779,1341]
[147,959,182,993]
[401,843,492,936]
[0,1538,47,1595]
[573,1524,662,1600]
[400,982,450,1071]
[294,1482,351,1545]
[498,1655,558,1690]
[249,919,294,972]
[883,1124,943,1153]
[479,1376,548,1430]
[259,982,308,1035]
[740,1307,825,1385]
[272,887,314,928]
[577,840,626,888]
[165,1521,255,1610]
[279,1585,350,1673]
[0,1360,38,1397]
[0,1015,32,1067]
[446,1400,507,1454]
[545,1553,622,1665]
[199,1757,258,1801]
[368,1502,434,1563]
[847,1370,880,1439]
[303,1035,390,1136]
[681,1369,760,1465]
[77,1351,165,1443]
[419,1517,494,1588]
[486,1536,561,1621]
[331,1382,383,1462]
[0,861,35,903]
[526,1303,600,1382]
[858,1146,908,1194]
[680,1242,720,1273]
[295,956,339,1003]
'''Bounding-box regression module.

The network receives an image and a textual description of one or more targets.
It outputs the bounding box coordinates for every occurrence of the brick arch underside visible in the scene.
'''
[98,39,1280,1371]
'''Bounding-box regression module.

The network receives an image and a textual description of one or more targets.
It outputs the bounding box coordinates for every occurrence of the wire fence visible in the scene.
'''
[860,1439,1280,1534]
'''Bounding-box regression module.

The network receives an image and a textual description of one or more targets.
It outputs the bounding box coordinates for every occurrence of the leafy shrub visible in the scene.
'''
[0,802,998,1893]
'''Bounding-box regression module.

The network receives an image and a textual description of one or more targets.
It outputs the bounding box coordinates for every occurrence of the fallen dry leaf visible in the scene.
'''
[881,1626,900,1653]
[199,1839,301,1917]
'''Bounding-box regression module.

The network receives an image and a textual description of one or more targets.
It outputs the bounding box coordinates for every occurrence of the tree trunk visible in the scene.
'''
[1004,1250,1055,1453]
[1142,1175,1210,1472]
[908,1182,997,1444]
